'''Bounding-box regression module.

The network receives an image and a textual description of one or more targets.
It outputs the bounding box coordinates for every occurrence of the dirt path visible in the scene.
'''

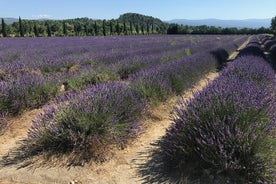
[0,72,218,184]
[227,36,252,61]
[0,109,43,156]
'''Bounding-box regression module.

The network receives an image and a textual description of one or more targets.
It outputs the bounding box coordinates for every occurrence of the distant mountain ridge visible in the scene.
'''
[0,17,18,24]
[168,18,271,28]
[0,17,50,24]
[1,16,271,28]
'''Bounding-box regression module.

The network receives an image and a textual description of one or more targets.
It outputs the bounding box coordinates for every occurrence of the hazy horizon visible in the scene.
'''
[0,16,272,22]
[0,0,275,21]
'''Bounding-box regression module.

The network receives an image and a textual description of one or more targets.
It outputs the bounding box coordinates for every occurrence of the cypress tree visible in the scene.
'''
[63,22,67,36]
[116,20,120,35]
[110,21,113,35]
[73,23,78,36]
[1,18,7,37]
[89,22,94,36]
[130,21,133,34]
[19,16,24,37]
[146,22,150,34]
[73,22,83,36]
[135,24,139,34]
[46,23,51,37]
[151,23,154,34]
[103,19,106,36]
[123,21,127,35]
[94,21,99,36]
[141,24,145,35]
[84,24,88,36]
[34,24,39,37]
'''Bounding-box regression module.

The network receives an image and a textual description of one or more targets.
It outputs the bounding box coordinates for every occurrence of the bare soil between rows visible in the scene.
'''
[0,72,219,184]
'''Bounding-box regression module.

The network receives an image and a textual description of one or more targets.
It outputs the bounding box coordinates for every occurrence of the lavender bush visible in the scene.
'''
[0,73,59,115]
[270,44,276,60]
[259,35,271,43]
[130,52,217,105]
[160,54,275,182]
[210,48,229,70]
[64,66,118,91]
[264,40,276,50]
[259,35,276,69]
[25,82,146,162]
[238,42,265,58]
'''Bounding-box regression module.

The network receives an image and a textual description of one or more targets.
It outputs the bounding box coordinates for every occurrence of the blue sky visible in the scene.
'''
[1,0,275,20]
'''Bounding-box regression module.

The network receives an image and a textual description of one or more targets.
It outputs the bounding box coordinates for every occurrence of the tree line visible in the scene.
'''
[1,13,275,37]
[0,14,168,37]
[167,23,272,35]
[271,16,276,36]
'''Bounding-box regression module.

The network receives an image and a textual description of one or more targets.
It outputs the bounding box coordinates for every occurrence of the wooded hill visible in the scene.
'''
[0,13,168,37]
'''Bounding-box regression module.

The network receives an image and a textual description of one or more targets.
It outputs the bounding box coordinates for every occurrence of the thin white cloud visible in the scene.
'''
[32,14,52,19]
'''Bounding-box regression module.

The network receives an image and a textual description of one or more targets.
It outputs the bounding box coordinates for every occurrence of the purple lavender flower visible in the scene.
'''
[160,44,275,182]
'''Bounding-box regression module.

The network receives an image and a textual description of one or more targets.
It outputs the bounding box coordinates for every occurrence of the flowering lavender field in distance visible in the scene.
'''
[3,34,267,173]
[0,35,247,116]
[0,33,275,182]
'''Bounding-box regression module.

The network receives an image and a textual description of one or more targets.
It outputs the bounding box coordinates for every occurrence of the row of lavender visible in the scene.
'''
[0,35,247,116]
[0,36,247,165]
[159,38,276,183]
[0,35,238,75]
[259,34,276,66]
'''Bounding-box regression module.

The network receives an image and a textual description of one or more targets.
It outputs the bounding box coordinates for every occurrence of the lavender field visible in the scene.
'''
[156,36,276,183]
[0,34,275,183]
[0,35,246,116]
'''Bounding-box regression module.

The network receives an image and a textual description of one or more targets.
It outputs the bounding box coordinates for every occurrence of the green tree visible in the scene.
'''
[51,23,61,36]
[74,22,82,36]
[1,18,7,37]
[84,24,89,36]
[271,16,276,36]
[68,23,74,35]
[123,21,127,35]
[146,22,150,34]
[256,27,265,34]
[102,19,106,36]
[87,22,94,36]
[109,21,113,35]
[63,21,68,36]
[141,24,145,34]
[135,23,139,34]
[167,24,178,34]
[19,16,24,37]
[25,21,33,36]
[116,20,120,35]
[37,25,46,36]
[130,21,133,34]
[94,21,99,36]
[46,23,51,37]
[34,24,39,37]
